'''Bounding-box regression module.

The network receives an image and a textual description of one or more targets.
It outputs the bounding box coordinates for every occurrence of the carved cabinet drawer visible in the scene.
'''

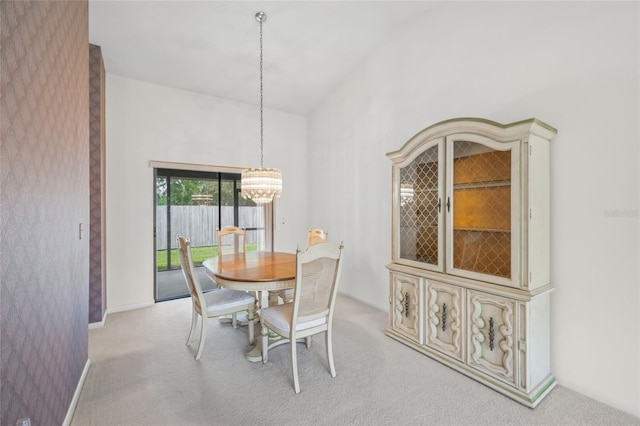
[425,279,465,361]
[467,290,517,388]
[389,272,423,344]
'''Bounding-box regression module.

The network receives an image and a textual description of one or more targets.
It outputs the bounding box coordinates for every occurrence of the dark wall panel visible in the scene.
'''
[89,44,106,324]
[0,1,90,424]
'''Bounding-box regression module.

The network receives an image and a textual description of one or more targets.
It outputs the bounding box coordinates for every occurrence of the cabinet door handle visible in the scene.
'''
[441,303,447,332]
[437,198,441,213]
[404,292,410,318]
[446,197,451,212]
[488,317,495,351]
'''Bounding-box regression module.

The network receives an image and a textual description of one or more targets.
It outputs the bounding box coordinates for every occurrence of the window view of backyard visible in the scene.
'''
[155,168,265,301]
[156,244,259,270]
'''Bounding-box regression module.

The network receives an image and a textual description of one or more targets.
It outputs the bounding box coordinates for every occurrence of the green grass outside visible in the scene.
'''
[157,244,258,270]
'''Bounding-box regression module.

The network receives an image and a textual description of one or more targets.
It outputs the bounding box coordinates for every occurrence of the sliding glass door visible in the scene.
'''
[154,168,266,301]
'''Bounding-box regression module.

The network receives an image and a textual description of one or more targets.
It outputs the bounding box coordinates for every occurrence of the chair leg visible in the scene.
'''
[261,322,269,363]
[232,313,238,329]
[195,316,208,360]
[326,328,336,378]
[291,336,300,393]
[187,308,198,346]
[247,307,255,345]
[306,336,312,348]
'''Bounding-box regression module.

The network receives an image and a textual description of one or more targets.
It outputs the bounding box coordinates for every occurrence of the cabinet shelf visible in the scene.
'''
[453,227,510,233]
[453,180,510,190]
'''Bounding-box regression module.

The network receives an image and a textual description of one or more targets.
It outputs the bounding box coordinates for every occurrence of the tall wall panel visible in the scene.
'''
[89,43,106,324]
[0,2,90,424]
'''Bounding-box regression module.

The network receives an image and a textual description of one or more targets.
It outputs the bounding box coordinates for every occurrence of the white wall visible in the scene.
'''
[307,1,639,417]
[105,75,307,311]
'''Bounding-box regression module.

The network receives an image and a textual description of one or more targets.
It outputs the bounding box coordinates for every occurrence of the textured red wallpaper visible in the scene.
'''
[0,1,90,424]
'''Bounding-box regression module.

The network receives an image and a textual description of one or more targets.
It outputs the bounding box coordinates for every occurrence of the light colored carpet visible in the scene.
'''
[72,294,639,426]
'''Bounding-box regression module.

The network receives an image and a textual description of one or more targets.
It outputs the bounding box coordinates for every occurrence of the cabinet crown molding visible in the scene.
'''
[387,117,557,165]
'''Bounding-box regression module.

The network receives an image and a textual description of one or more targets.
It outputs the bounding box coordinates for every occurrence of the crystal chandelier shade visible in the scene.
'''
[240,11,282,204]
[241,167,282,204]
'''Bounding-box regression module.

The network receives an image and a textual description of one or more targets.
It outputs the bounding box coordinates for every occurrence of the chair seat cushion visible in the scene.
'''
[260,303,326,333]
[204,288,254,315]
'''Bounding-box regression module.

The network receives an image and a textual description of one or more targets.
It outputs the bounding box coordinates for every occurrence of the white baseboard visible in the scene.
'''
[88,311,108,329]
[90,300,155,328]
[106,299,155,315]
[63,358,91,426]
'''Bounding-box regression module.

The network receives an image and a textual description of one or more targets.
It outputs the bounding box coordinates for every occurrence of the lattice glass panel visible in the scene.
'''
[452,141,511,278]
[398,145,439,264]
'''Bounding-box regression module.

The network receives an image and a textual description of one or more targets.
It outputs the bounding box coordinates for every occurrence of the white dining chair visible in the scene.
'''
[278,228,330,305]
[307,228,328,247]
[177,235,255,360]
[216,226,250,326]
[260,242,344,393]
[217,226,246,255]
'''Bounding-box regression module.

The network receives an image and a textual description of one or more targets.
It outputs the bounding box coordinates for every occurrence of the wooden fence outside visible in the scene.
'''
[156,206,262,249]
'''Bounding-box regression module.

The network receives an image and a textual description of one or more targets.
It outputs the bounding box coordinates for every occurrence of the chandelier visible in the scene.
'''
[241,11,283,204]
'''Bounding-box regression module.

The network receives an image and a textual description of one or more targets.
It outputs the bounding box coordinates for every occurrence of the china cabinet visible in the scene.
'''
[386,118,557,407]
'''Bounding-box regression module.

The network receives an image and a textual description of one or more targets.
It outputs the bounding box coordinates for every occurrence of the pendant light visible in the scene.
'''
[241,11,283,204]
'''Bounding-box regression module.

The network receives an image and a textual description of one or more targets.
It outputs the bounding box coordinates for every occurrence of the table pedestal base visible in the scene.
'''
[246,343,264,363]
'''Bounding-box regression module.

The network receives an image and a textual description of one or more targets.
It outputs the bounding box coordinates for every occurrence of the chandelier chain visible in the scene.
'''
[259,16,264,168]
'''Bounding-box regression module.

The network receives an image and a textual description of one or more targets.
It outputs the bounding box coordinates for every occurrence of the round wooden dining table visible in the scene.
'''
[202,251,296,361]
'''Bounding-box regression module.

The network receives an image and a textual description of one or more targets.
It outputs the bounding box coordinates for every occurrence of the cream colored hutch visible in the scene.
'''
[386,118,557,407]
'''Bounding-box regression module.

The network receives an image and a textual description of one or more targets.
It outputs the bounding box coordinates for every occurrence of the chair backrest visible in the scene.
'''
[177,235,206,315]
[307,228,328,247]
[217,226,246,255]
[292,242,344,328]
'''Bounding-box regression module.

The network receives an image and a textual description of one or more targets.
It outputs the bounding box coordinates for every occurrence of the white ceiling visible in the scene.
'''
[89,1,440,115]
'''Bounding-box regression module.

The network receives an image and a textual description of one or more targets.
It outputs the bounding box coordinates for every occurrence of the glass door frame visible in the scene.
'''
[151,161,274,302]
[392,138,445,272]
[444,133,520,287]
[155,167,250,271]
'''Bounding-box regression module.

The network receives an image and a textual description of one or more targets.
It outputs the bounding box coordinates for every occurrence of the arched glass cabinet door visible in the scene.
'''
[393,139,444,272]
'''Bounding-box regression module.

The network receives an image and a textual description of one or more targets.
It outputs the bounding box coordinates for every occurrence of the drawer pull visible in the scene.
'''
[488,317,495,351]
[441,303,447,332]
[404,292,410,318]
